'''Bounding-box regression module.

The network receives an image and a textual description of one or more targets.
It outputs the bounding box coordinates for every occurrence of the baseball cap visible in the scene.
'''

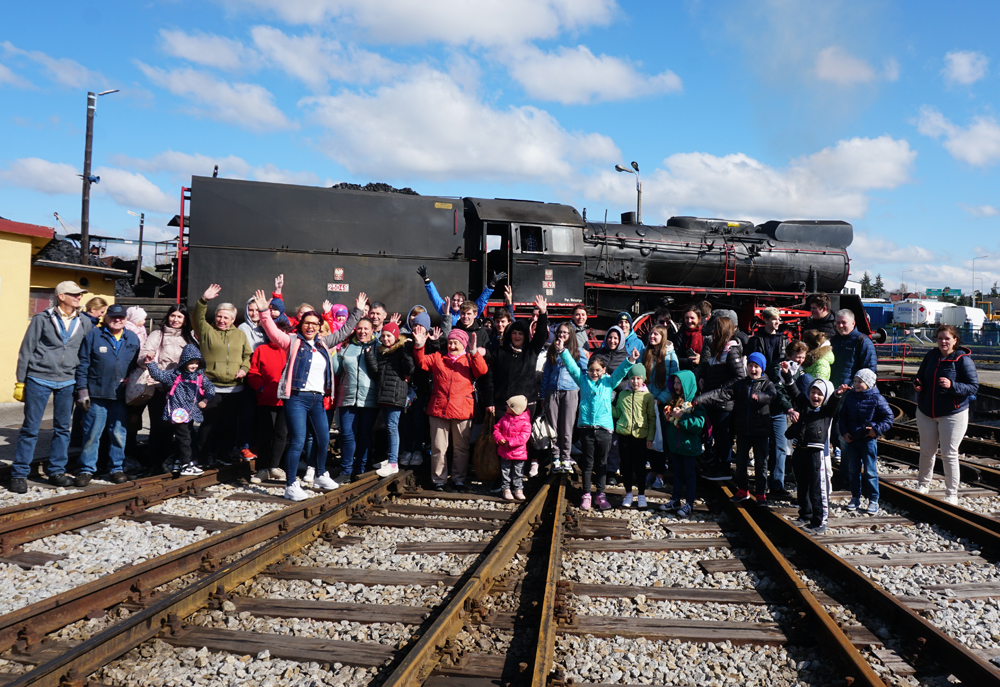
[105,303,127,318]
[55,281,86,296]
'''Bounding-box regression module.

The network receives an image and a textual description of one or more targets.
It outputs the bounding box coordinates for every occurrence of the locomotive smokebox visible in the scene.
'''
[621,212,637,225]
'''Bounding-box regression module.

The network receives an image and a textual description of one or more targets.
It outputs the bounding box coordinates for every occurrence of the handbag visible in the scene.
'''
[472,410,501,482]
[125,353,158,406]
[166,373,204,424]
[650,409,664,453]
[530,413,557,450]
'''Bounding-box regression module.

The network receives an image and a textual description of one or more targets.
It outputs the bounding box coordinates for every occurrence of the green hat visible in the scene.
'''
[629,363,647,381]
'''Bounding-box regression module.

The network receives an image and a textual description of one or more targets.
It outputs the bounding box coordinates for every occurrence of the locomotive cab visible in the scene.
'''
[464,198,586,314]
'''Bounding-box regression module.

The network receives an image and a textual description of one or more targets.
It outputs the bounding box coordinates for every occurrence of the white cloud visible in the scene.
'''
[961,204,1000,218]
[0,157,79,195]
[503,45,681,105]
[0,63,32,88]
[943,50,989,86]
[249,26,402,91]
[582,136,915,222]
[301,68,618,180]
[219,0,615,45]
[91,167,176,213]
[882,58,900,82]
[1,41,106,89]
[850,232,937,265]
[137,63,294,131]
[814,46,876,86]
[111,150,321,186]
[916,106,1000,167]
[159,29,260,71]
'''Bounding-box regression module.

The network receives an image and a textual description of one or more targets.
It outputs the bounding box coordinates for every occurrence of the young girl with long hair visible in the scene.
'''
[542,322,589,473]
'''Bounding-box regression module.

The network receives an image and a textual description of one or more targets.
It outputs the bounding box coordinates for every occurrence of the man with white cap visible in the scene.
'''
[10,281,93,493]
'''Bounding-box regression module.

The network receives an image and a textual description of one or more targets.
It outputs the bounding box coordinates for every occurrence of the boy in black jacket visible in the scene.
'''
[781,364,844,534]
[696,352,775,504]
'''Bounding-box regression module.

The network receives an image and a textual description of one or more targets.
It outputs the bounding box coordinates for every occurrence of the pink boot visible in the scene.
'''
[581,493,592,510]
[595,493,612,510]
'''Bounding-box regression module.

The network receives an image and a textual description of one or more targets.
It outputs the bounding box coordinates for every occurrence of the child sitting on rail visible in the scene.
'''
[555,338,637,511]
[837,369,894,514]
[661,371,705,518]
[146,344,216,476]
[781,366,843,535]
[492,395,532,501]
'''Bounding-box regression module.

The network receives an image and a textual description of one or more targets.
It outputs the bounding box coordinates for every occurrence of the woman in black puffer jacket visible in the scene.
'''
[364,322,414,476]
[696,316,746,480]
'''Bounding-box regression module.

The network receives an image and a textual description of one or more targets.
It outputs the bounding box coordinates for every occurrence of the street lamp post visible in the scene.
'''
[127,211,145,286]
[973,255,989,308]
[614,161,641,224]
[80,89,119,265]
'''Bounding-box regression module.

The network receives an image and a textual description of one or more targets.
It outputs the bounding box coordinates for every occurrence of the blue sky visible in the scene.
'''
[2,0,998,295]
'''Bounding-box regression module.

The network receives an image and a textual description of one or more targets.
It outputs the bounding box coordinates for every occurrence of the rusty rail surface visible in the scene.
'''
[0,463,252,554]
[0,472,380,658]
[751,498,1000,684]
[380,475,556,687]
[877,480,1000,551]
[2,471,396,687]
[530,474,567,687]
[877,437,1000,496]
[715,483,889,687]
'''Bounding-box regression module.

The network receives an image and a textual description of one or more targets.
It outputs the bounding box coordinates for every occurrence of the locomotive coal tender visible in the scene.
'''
[181,176,859,331]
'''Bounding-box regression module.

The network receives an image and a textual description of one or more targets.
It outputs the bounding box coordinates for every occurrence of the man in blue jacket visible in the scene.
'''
[11,281,92,493]
[416,265,503,325]
[830,308,878,485]
[74,303,141,486]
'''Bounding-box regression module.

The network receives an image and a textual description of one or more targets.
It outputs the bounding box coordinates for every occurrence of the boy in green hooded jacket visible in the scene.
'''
[662,370,706,518]
[613,363,658,509]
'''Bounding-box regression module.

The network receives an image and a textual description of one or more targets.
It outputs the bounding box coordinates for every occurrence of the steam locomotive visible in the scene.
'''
[181,176,859,330]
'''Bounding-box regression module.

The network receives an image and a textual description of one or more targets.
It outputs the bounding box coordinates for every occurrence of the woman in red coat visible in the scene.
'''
[412,327,488,491]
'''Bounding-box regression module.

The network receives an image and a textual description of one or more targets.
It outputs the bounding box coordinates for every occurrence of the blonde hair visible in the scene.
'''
[84,296,108,312]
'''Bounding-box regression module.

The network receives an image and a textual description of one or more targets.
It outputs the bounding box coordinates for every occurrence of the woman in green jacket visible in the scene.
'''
[332,318,379,480]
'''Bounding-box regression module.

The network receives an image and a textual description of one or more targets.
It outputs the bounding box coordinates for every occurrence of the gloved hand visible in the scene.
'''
[489,270,508,288]
[416,265,430,283]
[76,389,91,413]
[12,383,24,403]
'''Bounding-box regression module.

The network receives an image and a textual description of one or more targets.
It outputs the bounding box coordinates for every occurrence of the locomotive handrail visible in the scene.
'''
[874,342,910,378]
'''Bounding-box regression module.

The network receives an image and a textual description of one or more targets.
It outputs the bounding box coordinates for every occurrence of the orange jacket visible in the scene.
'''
[414,345,488,420]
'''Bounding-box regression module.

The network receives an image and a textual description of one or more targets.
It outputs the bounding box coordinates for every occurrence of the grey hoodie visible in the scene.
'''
[17,307,92,383]
[238,296,267,351]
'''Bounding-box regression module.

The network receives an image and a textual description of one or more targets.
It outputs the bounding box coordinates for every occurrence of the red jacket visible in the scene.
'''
[492,410,532,461]
[247,342,288,406]
[414,345,488,420]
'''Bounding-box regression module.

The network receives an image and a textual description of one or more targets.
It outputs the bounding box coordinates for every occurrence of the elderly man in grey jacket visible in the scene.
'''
[11,281,93,493]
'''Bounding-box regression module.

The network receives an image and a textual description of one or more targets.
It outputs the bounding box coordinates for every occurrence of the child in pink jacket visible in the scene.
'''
[493,395,531,501]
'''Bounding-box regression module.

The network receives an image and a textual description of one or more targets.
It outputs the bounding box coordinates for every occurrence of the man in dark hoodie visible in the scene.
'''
[747,307,791,498]
[802,293,837,339]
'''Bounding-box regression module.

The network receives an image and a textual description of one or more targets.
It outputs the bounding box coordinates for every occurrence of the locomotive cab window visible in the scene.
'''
[546,226,575,254]
[518,225,544,253]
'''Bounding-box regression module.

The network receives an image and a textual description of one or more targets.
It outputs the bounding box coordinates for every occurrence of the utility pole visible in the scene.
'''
[128,211,145,286]
[79,89,119,265]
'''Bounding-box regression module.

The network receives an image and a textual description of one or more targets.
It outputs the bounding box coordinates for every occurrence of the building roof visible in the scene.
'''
[0,219,55,240]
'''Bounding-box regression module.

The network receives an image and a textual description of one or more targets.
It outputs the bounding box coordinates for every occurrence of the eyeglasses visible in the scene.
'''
[63,293,83,299]
[301,321,321,328]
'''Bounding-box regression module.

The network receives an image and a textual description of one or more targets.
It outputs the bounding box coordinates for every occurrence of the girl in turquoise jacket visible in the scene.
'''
[558,341,637,510]
[663,370,706,518]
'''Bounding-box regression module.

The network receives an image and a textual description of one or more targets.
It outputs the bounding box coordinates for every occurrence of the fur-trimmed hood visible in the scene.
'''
[805,341,832,368]
[377,333,409,355]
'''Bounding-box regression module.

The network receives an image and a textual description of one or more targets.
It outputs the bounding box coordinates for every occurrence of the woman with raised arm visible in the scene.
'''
[254,288,366,501]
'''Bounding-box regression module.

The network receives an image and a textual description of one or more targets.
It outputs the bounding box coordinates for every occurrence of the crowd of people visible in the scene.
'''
[12,279,978,530]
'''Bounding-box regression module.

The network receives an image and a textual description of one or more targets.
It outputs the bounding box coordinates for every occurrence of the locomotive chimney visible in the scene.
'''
[621,211,636,225]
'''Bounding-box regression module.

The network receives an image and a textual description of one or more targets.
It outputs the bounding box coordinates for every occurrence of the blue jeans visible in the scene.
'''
[384,406,402,465]
[13,378,75,479]
[706,407,732,466]
[668,450,697,505]
[80,397,127,475]
[399,393,428,453]
[339,406,379,475]
[768,413,787,492]
[283,391,329,487]
[302,408,335,471]
[844,437,879,502]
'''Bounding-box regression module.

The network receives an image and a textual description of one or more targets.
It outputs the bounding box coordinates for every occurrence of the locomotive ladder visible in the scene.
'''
[723,242,737,289]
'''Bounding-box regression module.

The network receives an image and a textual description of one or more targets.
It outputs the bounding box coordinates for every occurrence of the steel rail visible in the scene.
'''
[2,471,394,687]
[751,500,1000,684]
[885,421,1000,460]
[0,473,379,656]
[715,483,888,687]
[530,474,567,687]
[877,437,1000,495]
[380,476,556,687]
[0,464,249,554]
[877,480,1000,552]
[887,396,1000,442]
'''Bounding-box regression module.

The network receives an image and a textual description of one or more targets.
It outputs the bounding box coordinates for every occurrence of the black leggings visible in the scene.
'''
[619,435,648,494]
[256,406,288,470]
[197,392,242,460]
[579,427,612,494]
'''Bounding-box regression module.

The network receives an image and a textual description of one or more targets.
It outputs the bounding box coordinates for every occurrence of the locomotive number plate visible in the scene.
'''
[542,281,555,289]
[327,283,350,292]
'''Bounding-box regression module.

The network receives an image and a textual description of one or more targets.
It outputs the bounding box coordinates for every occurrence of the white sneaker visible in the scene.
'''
[637,495,647,509]
[303,467,315,485]
[621,493,634,508]
[916,483,930,494]
[944,494,959,506]
[376,463,399,477]
[284,482,310,501]
[268,468,286,481]
[313,472,339,490]
[373,460,388,470]
[179,463,204,476]
[528,462,539,477]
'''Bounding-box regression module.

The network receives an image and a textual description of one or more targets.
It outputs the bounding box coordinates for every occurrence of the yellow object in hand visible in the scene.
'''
[13,383,24,402]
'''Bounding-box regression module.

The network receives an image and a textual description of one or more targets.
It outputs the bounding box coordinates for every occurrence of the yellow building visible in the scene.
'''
[0,219,125,403]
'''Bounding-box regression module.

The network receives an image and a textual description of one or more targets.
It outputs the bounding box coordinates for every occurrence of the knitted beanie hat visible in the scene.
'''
[628,363,647,381]
[507,395,528,415]
[854,368,877,389]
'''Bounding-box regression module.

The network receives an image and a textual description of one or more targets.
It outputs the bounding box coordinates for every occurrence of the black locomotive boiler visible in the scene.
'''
[181,176,855,327]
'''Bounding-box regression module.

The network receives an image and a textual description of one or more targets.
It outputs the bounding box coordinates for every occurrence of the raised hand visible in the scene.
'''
[355,291,369,311]
[836,383,851,396]
[468,332,477,351]
[504,284,513,305]
[535,294,548,314]
[554,337,565,353]
[274,274,284,294]
[322,300,333,314]
[628,348,640,364]
[416,265,429,282]
[489,270,508,288]
[253,289,269,313]
[390,312,402,325]
[412,328,428,348]
[202,284,222,301]
[779,360,790,374]
[428,326,442,341]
